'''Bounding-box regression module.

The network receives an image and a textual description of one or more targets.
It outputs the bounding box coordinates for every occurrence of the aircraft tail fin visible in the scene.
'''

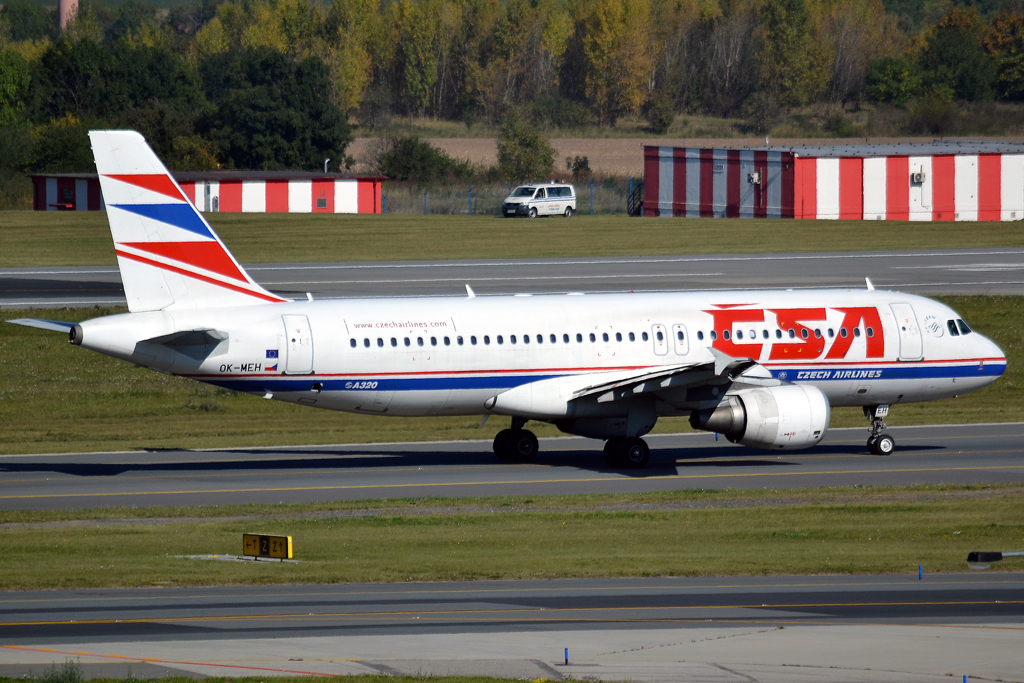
[89,130,287,312]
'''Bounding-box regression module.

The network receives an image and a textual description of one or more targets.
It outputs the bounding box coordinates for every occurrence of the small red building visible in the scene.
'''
[30,171,386,214]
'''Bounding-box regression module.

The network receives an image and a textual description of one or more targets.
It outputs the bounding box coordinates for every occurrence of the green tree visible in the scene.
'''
[865,55,921,104]
[918,8,995,101]
[202,47,352,170]
[496,114,556,181]
[373,136,471,183]
[757,0,831,107]
[25,113,94,172]
[0,50,30,125]
[0,0,55,42]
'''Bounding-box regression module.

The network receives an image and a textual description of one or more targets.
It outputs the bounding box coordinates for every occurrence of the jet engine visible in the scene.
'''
[689,385,830,450]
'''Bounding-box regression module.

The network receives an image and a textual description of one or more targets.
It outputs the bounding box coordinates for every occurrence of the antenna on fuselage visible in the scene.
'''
[465,284,476,298]
[865,278,875,291]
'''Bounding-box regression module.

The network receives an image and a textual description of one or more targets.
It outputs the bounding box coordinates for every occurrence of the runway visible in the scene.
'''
[1,574,1022,682]
[3,247,1024,307]
[2,423,1023,511]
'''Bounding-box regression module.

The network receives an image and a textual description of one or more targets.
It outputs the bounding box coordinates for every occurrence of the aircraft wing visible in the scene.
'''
[487,349,779,419]
[6,318,77,333]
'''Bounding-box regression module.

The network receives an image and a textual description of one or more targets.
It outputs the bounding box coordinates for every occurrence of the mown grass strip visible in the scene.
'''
[0,485,1020,589]
[3,211,1024,267]
[0,296,1019,454]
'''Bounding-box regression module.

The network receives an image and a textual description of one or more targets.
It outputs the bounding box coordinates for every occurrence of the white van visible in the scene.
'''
[501,183,576,217]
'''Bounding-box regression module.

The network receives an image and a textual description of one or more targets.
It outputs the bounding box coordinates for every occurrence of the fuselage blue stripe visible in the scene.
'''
[201,363,1005,394]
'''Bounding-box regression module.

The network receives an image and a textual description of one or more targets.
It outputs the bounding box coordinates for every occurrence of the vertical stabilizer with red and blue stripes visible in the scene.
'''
[90,130,288,312]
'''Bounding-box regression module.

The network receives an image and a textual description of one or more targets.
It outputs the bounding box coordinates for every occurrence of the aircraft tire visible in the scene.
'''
[493,429,515,461]
[620,437,650,469]
[508,430,539,461]
[603,437,624,466]
[874,434,895,456]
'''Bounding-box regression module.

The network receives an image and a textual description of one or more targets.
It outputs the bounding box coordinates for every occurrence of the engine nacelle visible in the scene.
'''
[689,385,831,450]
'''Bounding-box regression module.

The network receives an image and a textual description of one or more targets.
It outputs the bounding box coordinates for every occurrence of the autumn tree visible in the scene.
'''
[984,11,1024,101]
[582,0,652,125]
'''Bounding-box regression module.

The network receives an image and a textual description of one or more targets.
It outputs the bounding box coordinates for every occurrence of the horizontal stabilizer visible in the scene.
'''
[141,329,229,361]
[6,318,77,333]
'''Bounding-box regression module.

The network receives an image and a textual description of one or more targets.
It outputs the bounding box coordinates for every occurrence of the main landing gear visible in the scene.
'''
[865,405,895,456]
[603,436,651,468]
[493,417,539,462]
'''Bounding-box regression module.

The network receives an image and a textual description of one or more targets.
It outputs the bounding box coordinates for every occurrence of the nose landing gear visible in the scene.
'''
[865,405,895,456]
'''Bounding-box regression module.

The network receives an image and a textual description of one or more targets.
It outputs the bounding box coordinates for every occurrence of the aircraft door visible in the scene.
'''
[890,303,923,360]
[282,314,314,374]
[671,324,689,355]
[651,324,668,355]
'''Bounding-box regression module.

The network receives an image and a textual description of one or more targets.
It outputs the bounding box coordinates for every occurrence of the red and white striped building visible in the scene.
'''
[642,141,1024,221]
[31,171,385,214]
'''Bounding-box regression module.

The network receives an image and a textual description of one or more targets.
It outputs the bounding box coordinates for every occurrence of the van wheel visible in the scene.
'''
[528,207,538,218]
[564,206,573,218]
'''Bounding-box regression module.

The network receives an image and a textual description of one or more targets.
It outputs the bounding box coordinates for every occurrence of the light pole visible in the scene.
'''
[967,550,1024,570]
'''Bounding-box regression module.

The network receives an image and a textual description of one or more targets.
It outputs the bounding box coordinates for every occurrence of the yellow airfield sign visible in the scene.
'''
[243,533,293,560]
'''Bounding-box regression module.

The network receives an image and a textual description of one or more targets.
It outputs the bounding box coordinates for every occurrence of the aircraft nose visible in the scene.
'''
[979,334,1007,380]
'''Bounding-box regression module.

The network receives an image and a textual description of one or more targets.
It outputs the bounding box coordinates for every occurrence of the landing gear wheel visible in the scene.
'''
[870,434,895,456]
[603,437,624,466]
[508,429,539,461]
[620,437,650,469]
[528,207,538,218]
[493,429,515,461]
[564,206,573,218]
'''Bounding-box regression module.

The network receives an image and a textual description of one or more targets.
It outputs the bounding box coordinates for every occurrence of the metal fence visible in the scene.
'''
[380,178,637,215]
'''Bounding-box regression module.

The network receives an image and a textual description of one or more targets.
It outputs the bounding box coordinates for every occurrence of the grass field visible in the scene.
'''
[0,295,1019,455]
[2,211,1024,267]
[0,484,1020,590]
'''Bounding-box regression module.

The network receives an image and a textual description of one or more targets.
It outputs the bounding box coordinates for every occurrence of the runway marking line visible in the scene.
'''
[3,578,1021,606]
[2,599,1022,628]
[4,464,1024,500]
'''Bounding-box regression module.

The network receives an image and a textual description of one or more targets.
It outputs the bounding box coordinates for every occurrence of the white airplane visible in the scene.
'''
[10,131,1008,467]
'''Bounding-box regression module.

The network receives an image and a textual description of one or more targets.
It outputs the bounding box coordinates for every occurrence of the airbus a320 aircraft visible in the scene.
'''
[10,131,1007,467]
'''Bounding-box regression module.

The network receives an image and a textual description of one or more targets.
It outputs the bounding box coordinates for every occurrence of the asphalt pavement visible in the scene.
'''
[1,574,1022,682]
[3,247,1024,307]
[2,423,1023,511]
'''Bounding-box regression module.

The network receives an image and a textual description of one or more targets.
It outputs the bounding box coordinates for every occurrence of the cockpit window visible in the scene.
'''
[957,319,972,335]
[510,186,536,197]
[947,320,960,336]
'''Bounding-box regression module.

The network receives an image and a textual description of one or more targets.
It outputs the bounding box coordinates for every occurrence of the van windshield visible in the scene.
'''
[510,187,536,197]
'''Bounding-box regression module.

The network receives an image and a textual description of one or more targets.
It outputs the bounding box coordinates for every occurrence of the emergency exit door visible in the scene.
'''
[282,315,314,373]
[890,303,923,360]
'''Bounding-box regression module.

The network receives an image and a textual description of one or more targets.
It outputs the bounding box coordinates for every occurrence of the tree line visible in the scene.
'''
[2,0,1024,185]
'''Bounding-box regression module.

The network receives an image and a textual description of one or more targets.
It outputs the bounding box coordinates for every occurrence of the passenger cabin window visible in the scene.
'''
[458,336,464,345]
[497,335,504,344]
[776,329,783,339]
[736,330,743,340]
[431,337,437,346]
[710,331,717,340]
[788,329,796,339]
[444,336,450,346]
[589,333,596,342]
[866,328,874,337]
[377,338,384,347]
[405,338,411,346]
[656,331,664,341]
[391,337,397,347]
[576,333,583,342]
[537,335,544,343]
[800,329,808,339]
[697,331,704,341]
[510,335,517,344]
[602,333,609,342]
[563,334,570,343]
[417,337,424,346]
[642,332,649,341]
[350,338,356,348]
[363,338,370,347]
[616,332,622,342]
[828,329,834,338]
[471,336,478,345]
[854,328,862,337]
[484,335,490,345]
[762,330,769,339]
[840,328,848,338]
[723,330,731,340]
[629,332,635,341]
